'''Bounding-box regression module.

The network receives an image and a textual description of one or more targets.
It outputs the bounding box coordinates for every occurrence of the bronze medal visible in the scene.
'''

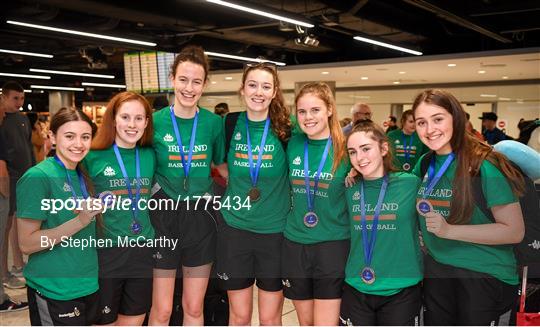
[248,187,261,202]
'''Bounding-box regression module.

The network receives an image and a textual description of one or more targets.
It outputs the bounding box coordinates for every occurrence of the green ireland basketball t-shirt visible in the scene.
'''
[413,154,519,285]
[221,112,290,233]
[345,172,423,296]
[284,134,350,244]
[387,130,428,172]
[83,146,155,246]
[16,158,98,300]
[153,106,225,199]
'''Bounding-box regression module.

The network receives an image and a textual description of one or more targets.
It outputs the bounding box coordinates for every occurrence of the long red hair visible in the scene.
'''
[92,92,154,150]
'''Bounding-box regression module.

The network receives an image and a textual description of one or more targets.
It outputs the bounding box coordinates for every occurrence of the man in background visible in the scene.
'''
[479,112,507,145]
[342,102,372,135]
[0,98,28,312]
[0,81,34,290]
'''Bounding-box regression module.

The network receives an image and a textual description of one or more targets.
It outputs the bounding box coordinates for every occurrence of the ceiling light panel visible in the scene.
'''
[205,0,313,28]
[353,36,422,56]
[30,68,115,79]
[0,72,50,79]
[0,48,53,58]
[7,20,156,47]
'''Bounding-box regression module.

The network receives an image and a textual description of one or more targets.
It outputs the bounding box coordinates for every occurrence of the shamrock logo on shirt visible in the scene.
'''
[163,133,174,142]
[63,182,71,192]
[234,132,242,141]
[293,156,301,165]
[104,166,116,177]
[353,191,360,200]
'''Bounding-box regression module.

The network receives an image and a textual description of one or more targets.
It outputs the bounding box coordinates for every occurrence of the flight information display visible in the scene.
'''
[124,51,176,93]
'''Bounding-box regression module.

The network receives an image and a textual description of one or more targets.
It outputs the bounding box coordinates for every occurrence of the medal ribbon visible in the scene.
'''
[54,155,89,199]
[169,106,199,182]
[421,153,455,199]
[304,137,332,213]
[113,143,141,222]
[245,115,270,188]
[360,175,388,268]
[400,132,414,164]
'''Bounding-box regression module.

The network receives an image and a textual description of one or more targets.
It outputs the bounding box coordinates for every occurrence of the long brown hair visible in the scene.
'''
[412,89,524,225]
[240,63,291,141]
[295,82,346,173]
[347,120,396,176]
[92,92,154,150]
[50,107,103,228]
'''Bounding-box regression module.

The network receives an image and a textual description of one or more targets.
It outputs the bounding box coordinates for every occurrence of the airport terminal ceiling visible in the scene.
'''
[0,0,539,103]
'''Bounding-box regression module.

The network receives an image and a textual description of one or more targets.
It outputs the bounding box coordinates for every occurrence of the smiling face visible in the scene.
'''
[296,93,331,140]
[347,131,388,179]
[414,102,454,155]
[50,121,92,169]
[114,100,148,148]
[241,68,276,116]
[170,61,206,111]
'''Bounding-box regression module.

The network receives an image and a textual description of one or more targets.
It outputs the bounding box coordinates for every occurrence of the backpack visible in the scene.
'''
[224,111,288,162]
[168,275,229,326]
[419,151,540,270]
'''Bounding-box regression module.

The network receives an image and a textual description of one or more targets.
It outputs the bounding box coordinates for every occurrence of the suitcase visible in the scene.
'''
[517,266,540,326]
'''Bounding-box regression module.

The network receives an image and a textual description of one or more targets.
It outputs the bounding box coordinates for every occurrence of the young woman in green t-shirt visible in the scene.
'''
[281,82,350,326]
[216,62,292,325]
[148,46,225,326]
[17,108,102,325]
[412,89,525,325]
[387,109,428,172]
[340,121,423,326]
[84,91,155,325]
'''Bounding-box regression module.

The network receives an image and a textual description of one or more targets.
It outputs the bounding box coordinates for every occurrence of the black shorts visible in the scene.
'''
[27,286,99,326]
[216,222,283,292]
[423,254,518,325]
[339,283,422,326]
[281,238,349,300]
[96,246,154,324]
[149,189,218,269]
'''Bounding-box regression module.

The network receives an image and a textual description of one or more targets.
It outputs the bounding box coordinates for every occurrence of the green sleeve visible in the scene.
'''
[480,160,518,208]
[16,168,49,220]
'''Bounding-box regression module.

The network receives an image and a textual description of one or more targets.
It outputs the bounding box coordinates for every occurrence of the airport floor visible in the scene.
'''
[0,247,300,326]
[2,286,300,325]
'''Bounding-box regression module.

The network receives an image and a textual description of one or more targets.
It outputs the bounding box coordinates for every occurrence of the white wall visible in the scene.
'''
[200,83,540,137]
[498,102,540,137]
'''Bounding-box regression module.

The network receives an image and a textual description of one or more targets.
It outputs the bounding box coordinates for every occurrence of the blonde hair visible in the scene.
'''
[295,82,346,173]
